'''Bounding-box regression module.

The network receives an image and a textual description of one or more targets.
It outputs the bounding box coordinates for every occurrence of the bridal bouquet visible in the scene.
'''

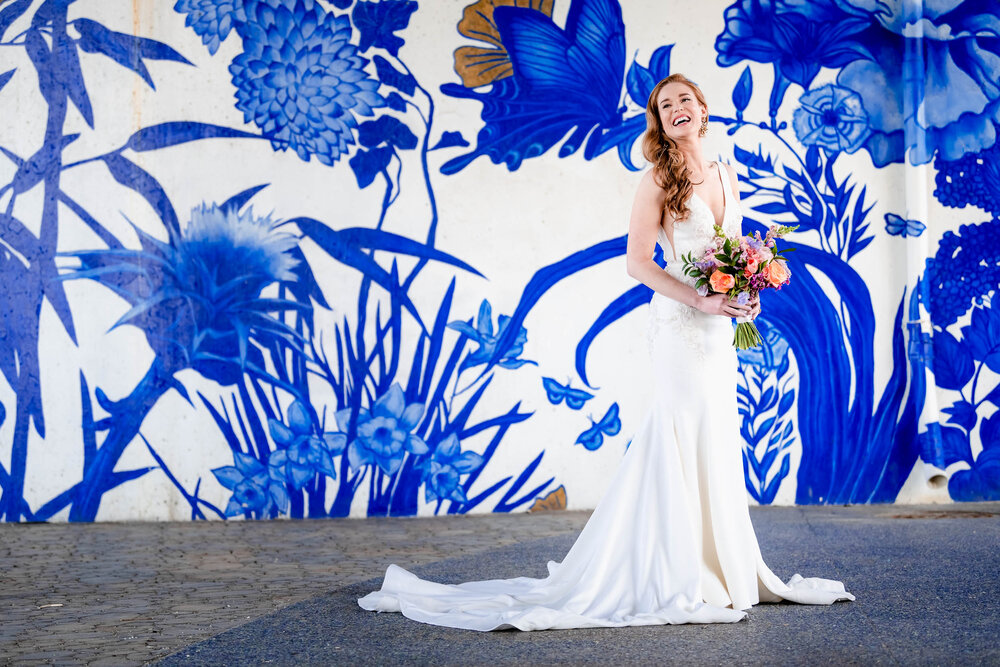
[680,224,797,349]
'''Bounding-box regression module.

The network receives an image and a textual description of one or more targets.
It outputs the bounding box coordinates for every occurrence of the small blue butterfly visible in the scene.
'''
[576,403,621,451]
[884,213,925,238]
[542,376,594,410]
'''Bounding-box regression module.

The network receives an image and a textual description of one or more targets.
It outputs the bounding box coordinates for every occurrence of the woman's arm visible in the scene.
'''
[626,171,751,318]
[625,171,702,308]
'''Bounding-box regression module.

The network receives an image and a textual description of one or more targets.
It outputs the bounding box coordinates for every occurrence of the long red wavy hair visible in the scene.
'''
[641,74,708,223]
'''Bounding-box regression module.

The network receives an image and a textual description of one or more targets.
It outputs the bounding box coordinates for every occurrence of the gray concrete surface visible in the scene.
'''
[2,503,999,665]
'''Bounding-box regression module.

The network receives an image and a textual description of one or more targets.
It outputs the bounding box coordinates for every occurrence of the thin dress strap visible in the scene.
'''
[716,162,741,234]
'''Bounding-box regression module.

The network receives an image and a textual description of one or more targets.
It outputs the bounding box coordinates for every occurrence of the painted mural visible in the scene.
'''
[0,0,997,522]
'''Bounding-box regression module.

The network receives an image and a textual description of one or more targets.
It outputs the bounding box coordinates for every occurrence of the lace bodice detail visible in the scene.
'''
[658,161,743,286]
[647,162,743,358]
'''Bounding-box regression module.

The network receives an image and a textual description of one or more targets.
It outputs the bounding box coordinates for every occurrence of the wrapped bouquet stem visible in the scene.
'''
[681,224,797,349]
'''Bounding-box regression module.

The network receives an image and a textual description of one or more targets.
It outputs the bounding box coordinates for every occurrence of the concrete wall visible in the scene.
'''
[2,0,998,521]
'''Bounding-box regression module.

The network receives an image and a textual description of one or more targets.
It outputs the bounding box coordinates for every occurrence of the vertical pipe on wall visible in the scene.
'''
[902,0,946,490]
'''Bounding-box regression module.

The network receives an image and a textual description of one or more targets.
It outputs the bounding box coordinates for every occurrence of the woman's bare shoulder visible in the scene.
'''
[636,168,667,201]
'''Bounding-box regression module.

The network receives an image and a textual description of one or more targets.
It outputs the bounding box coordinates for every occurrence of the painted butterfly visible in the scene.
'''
[542,376,594,410]
[884,213,925,238]
[440,0,627,174]
[576,403,621,451]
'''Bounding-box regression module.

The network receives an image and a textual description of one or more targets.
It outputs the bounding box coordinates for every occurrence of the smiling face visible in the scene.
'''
[656,81,707,142]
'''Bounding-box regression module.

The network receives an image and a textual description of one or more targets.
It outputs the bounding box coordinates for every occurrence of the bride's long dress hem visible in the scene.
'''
[357,162,856,632]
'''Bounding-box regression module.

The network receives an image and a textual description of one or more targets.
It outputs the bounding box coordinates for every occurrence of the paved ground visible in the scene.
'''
[2,503,999,665]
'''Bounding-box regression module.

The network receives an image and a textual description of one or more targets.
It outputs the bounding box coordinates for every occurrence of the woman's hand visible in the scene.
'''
[697,293,752,318]
[748,294,761,320]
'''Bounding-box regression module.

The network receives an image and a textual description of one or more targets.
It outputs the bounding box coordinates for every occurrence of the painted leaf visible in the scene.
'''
[931,328,974,390]
[374,55,416,95]
[357,116,418,150]
[431,131,470,150]
[942,400,977,432]
[348,146,393,188]
[126,121,260,152]
[732,65,752,112]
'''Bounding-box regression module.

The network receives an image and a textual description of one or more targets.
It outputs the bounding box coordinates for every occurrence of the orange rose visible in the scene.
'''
[762,260,790,287]
[745,258,759,274]
[709,269,735,293]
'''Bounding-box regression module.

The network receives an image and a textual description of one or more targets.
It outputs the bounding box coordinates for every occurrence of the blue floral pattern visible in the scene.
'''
[447,299,535,373]
[338,383,429,475]
[420,433,484,503]
[3,0,999,524]
[64,202,302,385]
[213,451,291,517]
[835,0,1000,165]
[230,0,385,165]
[268,400,343,489]
[174,0,247,54]
[792,84,870,153]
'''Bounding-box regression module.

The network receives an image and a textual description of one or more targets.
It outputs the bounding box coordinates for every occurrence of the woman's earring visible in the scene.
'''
[699,116,709,137]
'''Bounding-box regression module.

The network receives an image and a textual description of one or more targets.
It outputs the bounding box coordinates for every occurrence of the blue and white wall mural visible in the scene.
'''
[0,0,997,522]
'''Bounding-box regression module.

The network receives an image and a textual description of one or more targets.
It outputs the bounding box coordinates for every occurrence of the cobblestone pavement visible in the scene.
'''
[0,511,588,665]
[2,503,999,665]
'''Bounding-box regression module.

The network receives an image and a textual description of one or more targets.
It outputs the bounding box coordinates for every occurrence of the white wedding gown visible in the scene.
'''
[358,162,855,631]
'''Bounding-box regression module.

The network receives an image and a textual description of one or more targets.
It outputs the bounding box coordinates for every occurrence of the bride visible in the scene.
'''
[357,73,855,631]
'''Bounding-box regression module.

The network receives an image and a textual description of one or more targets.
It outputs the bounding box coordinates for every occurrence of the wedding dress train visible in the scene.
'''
[357,162,855,630]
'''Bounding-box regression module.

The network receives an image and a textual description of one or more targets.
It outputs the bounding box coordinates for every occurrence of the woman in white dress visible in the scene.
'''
[357,74,855,631]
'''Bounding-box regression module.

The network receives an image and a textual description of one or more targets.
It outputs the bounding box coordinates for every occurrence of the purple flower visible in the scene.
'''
[697,284,709,297]
[737,291,750,306]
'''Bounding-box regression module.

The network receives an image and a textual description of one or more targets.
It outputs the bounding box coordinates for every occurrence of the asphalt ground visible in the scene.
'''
[2,503,999,665]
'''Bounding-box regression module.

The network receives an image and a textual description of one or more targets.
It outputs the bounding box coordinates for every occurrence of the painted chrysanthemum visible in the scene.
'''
[230,0,385,165]
[174,0,247,54]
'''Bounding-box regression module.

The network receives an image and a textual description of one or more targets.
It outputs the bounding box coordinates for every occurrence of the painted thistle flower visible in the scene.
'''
[420,433,484,503]
[335,383,428,475]
[63,202,304,385]
[230,0,385,165]
[267,400,344,489]
[174,0,247,54]
[792,84,870,153]
[213,451,290,517]
[447,299,535,373]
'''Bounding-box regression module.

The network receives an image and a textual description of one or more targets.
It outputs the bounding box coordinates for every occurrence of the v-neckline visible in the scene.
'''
[692,161,727,230]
